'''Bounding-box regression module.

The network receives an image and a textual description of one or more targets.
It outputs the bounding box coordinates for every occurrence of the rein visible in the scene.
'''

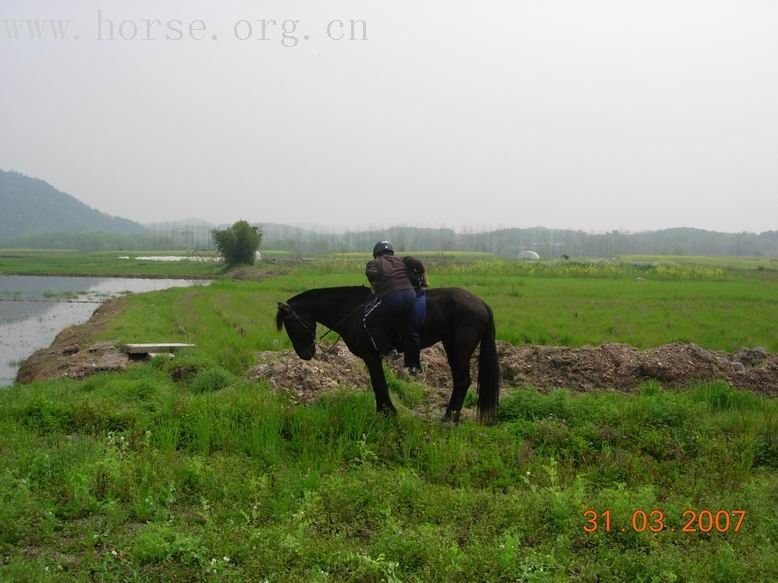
[285,302,364,354]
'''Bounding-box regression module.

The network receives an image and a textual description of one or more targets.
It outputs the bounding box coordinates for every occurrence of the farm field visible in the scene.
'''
[0,250,497,279]
[98,259,778,359]
[0,257,776,581]
[0,250,224,279]
[620,255,778,272]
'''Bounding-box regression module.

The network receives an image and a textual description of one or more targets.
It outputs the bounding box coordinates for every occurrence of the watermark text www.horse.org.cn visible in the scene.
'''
[2,10,368,47]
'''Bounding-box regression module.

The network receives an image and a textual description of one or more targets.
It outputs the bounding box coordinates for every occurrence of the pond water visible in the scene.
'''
[118,256,220,262]
[0,275,208,387]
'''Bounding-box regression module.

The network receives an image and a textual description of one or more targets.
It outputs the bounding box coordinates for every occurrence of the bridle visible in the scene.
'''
[283,304,318,350]
[279,302,364,354]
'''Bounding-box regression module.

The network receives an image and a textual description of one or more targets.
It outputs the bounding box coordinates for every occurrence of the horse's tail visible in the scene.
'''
[477,301,500,422]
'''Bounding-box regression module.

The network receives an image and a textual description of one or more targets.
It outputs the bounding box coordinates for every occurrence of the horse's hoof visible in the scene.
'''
[377,404,398,416]
[477,409,497,425]
[441,410,461,424]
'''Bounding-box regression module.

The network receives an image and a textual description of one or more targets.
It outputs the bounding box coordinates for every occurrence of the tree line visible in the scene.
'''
[2,223,776,258]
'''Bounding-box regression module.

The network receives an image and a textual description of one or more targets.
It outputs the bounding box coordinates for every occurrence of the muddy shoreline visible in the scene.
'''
[15,297,130,384]
[0,271,216,280]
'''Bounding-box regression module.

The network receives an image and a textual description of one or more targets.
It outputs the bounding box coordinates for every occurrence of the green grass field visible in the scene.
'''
[0,256,776,581]
[98,260,778,361]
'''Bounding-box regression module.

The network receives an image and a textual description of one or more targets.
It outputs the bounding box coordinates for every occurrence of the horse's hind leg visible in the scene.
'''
[442,342,472,423]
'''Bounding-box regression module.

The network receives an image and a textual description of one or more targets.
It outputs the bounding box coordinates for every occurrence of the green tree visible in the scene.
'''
[211,220,262,266]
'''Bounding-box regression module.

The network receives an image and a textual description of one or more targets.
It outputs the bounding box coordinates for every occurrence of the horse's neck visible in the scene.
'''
[301,294,364,330]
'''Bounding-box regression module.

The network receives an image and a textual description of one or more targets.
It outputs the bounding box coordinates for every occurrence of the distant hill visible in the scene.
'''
[0,170,145,239]
[1,171,775,256]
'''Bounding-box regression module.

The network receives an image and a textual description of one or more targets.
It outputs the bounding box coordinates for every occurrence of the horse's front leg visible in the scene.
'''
[364,353,397,415]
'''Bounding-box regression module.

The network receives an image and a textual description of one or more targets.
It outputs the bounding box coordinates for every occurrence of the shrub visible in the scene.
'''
[131,523,203,565]
[191,367,234,393]
[17,397,74,432]
[157,354,210,383]
[211,220,262,267]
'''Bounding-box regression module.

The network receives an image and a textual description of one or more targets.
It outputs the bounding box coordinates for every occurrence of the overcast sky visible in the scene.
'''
[1,0,776,233]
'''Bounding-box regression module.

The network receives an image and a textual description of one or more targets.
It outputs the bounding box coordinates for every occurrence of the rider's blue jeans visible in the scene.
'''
[363,288,420,367]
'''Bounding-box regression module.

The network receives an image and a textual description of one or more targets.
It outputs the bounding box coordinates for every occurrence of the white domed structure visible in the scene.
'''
[518,250,540,261]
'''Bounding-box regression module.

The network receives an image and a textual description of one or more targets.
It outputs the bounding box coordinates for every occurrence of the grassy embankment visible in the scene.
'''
[0,257,776,580]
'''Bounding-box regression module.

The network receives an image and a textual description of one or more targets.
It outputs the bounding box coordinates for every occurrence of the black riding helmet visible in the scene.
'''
[372,240,394,257]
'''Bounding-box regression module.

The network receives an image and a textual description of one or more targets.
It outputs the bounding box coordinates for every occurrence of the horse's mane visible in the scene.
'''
[276,286,370,331]
[288,286,370,304]
[275,308,286,331]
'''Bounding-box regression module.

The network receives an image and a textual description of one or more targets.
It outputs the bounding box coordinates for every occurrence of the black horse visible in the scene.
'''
[275,286,499,422]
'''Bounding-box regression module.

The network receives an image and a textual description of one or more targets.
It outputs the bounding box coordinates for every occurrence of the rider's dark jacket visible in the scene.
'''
[365,254,417,297]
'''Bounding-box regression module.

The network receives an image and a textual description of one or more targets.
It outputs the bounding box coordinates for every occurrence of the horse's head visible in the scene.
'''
[275,302,316,360]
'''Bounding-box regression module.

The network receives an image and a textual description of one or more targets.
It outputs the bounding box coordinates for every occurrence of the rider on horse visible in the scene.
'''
[363,241,427,376]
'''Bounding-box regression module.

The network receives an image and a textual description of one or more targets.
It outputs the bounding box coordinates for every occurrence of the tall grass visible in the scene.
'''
[0,368,776,581]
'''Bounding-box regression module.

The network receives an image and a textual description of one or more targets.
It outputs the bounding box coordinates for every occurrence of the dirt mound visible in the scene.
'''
[250,341,778,404]
[249,344,464,414]
[251,344,369,404]
[496,342,776,395]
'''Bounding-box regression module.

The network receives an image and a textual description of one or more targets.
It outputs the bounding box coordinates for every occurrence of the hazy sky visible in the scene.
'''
[1,0,777,232]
